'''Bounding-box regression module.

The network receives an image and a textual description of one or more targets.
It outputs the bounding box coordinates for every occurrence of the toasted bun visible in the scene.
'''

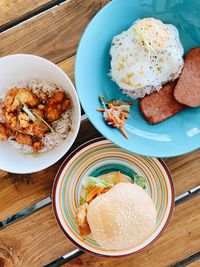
[87,183,157,250]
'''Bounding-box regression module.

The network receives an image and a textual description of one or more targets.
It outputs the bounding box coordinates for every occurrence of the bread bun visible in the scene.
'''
[87,183,157,250]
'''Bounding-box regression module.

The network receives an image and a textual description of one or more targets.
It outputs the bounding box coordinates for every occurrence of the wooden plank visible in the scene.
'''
[0,119,100,221]
[0,205,75,267]
[0,165,59,221]
[0,0,110,63]
[0,54,87,221]
[0,114,199,220]
[58,55,75,84]
[0,56,199,222]
[0,64,199,220]
[165,150,200,196]
[187,259,200,267]
[63,194,200,267]
[58,56,200,196]
[0,193,199,266]
[0,0,50,27]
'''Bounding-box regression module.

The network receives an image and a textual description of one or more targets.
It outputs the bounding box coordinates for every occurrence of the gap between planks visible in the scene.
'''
[0,0,73,33]
[0,0,110,63]
[0,116,101,221]
[0,54,199,221]
[172,251,200,267]
[45,188,200,267]
[0,0,69,32]
[59,193,200,267]
[1,164,200,229]
[0,188,199,267]
[2,116,198,266]
[0,1,198,266]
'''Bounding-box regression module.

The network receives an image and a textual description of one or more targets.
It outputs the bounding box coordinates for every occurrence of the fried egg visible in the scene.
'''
[110,18,184,99]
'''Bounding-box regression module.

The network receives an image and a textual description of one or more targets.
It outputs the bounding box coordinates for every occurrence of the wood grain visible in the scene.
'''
[0,0,50,27]
[58,55,200,197]
[0,0,110,63]
[0,194,199,267]
[0,0,199,266]
[58,55,75,84]
[0,119,100,221]
[187,259,200,267]
[165,150,200,196]
[0,164,59,221]
[0,205,75,266]
[64,194,200,267]
[0,115,199,220]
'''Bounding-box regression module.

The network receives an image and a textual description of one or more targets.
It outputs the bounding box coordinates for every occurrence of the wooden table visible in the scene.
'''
[0,1,200,266]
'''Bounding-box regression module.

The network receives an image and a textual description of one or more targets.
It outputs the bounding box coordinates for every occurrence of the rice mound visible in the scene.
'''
[122,84,162,99]
[109,19,184,100]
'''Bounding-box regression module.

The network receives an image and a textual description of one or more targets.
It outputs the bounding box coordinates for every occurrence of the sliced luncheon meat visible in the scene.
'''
[174,47,200,107]
[139,81,185,124]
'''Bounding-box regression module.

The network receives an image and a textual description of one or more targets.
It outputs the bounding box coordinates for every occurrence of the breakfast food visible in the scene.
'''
[0,80,72,153]
[108,17,200,125]
[75,171,154,250]
[97,96,133,138]
[110,18,184,99]
[174,47,200,107]
[139,81,185,124]
[87,183,157,249]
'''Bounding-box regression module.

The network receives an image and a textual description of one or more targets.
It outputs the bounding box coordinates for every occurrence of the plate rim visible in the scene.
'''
[52,137,175,257]
[75,0,200,158]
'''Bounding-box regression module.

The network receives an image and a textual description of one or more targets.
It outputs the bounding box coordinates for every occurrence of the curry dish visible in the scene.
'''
[0,80,71,153]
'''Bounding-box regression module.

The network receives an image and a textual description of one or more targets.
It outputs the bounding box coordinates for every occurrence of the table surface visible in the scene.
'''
[0,1,200,266]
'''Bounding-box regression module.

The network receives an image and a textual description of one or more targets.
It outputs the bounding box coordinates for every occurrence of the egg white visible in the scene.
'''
[110,21,184,99]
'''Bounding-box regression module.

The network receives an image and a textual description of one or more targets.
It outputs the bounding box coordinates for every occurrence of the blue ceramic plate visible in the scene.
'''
[75,0,200,157]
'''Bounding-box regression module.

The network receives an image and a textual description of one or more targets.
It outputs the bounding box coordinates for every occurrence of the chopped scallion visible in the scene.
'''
[33,111,56,134]
[17,96,37,122]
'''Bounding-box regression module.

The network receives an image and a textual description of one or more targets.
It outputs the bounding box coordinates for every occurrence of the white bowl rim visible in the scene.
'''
[0,54,81,174]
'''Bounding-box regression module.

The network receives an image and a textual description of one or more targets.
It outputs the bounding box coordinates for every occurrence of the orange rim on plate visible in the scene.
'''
[52,137,175,257]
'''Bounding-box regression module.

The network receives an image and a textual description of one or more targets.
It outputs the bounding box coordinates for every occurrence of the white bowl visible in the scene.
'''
[0,54,81,174]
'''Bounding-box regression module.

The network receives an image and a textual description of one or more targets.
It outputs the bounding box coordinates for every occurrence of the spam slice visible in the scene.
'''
[174,48,200,107]
[139,81,185,124]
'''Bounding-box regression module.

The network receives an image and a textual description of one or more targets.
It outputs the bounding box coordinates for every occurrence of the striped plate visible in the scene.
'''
[52,137,174,257]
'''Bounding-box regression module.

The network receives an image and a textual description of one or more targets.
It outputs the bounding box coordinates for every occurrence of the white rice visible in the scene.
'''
[108,70,164,99]
[122,84,162,99]
[41,110,72,153]
[108,70,163,99]
[109,21,184,100]
[16,79,63,98]
[7,140,33,153]
[0,80,72,153]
